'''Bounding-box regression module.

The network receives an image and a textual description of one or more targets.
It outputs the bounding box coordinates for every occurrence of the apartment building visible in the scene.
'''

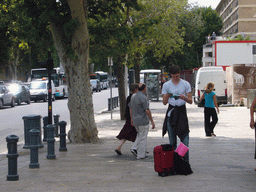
[216,0,256,39]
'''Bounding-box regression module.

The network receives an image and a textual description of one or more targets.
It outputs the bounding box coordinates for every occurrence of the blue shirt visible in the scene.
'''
[204,91,215,108]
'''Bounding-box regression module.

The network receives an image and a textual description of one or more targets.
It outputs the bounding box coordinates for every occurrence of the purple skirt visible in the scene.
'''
[116,119,137,142]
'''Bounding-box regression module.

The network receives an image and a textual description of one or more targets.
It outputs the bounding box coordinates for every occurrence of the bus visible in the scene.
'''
[30,67,68,98]
[93,71,109,89]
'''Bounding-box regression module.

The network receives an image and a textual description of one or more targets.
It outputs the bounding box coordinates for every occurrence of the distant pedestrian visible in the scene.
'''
[250,97,256,129]
[212,32,216,40]
[200,82,219,137]
[249,97,256,171]
[160,74,166,90]
[207,34,211,44]
[162,65,192,163]
[129,83,155,159]
[115,83,139,155]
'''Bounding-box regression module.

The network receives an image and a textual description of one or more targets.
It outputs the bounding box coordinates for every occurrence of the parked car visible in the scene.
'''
[0,85,15,109]
[7,83,31,105]
[90,79,101,92]
[29,80,55,102]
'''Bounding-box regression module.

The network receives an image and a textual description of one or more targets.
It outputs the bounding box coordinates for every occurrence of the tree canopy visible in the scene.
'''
[141,5,223,70]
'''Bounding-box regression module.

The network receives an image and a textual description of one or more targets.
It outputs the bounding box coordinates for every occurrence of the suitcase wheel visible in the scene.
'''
[158,172,167,177]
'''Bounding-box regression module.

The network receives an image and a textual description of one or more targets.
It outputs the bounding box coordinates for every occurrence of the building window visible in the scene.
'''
[253,45,256,55]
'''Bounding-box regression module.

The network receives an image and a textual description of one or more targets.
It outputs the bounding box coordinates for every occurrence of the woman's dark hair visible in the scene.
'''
[130,83,139,93]
[169,65,180,75]
[139,83,146,91]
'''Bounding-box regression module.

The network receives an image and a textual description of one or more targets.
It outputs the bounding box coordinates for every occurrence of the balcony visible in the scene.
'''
[202,57,214,63]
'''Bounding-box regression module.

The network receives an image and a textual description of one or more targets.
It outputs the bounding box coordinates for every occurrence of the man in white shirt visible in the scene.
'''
[162,65,192,163]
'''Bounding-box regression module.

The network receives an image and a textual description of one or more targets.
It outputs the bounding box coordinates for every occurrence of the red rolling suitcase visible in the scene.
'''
[154,144,174,177]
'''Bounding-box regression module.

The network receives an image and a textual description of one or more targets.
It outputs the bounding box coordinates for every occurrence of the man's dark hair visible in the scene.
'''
[138,83,146,91]
[169,65,180,75]
[130,83,139,93]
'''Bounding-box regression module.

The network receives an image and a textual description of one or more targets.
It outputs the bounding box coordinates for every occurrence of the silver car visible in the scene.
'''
[0,85,15,109]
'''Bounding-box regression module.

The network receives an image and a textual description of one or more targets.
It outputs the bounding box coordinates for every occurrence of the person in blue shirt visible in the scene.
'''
[200,82,219,137]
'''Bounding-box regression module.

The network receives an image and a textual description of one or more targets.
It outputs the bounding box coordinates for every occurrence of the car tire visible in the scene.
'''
[11,98,15,107]
[17,98,21,105]
[0,99,3,109]
[26,98,30,104]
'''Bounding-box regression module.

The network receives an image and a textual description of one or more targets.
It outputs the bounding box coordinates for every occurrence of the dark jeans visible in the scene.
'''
[204,107,218,136]
[167,117,189,163]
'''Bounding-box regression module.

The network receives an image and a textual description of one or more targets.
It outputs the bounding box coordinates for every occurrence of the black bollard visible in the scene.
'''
[43,116,48,142]
[22,115,44,149]
[6,135,19,181]
[29,129,40,168]
[116,96,119,107]
[108,98,111,111]
[59,121,67,152]
[113,97,116,108]
[53,114,60,137]
[46,124,56,159]
[115,97,118,107]
[111,98,114,109]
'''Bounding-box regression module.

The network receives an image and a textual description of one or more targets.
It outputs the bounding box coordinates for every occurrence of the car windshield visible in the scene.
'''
[30,82,47,89]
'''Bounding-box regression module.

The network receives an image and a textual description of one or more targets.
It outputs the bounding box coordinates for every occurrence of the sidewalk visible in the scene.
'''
[0,101,256,191]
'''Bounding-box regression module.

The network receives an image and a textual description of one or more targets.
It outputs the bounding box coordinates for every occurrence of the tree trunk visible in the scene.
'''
[116,55,126,120]
[8,63,14,81]
[50,0,99,143]
[134,52,140,84]
[14,51,18,81]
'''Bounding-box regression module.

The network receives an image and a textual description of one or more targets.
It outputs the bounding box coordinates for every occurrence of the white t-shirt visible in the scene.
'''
[162,79,191,106]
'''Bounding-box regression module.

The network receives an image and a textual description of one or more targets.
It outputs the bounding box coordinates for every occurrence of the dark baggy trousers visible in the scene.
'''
[204,107,218,136]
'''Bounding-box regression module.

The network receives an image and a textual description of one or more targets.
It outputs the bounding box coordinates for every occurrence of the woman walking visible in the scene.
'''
[115,83,139,155]
[200,82,219,137]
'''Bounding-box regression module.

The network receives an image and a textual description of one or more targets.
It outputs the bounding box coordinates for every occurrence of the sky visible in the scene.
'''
[188,0,221,9]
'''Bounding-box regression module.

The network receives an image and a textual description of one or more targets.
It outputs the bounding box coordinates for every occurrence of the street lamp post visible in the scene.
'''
[108,57,113,119]
[47,56,54,125]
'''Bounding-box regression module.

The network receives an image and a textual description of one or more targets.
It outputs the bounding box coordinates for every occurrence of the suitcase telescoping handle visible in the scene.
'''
[161,144,173,151]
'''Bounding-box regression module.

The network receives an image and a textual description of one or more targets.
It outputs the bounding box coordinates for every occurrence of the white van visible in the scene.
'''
[194,66,227,107]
